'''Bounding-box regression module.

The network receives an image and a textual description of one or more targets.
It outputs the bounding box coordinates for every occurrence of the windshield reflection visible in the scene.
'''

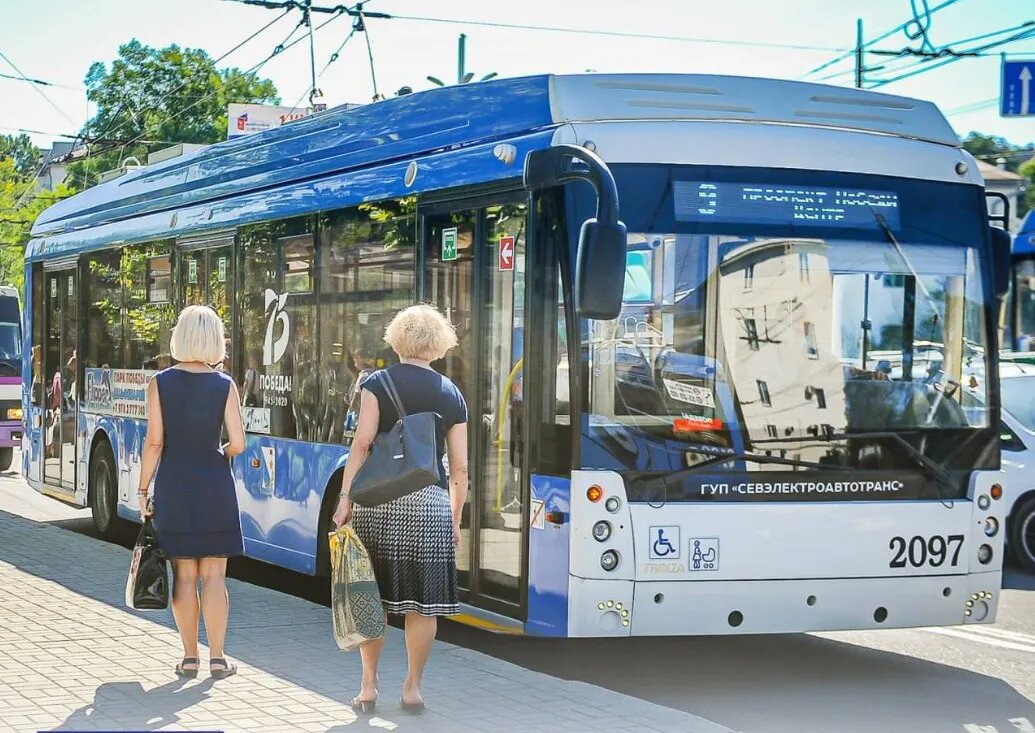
[585,233,989,472]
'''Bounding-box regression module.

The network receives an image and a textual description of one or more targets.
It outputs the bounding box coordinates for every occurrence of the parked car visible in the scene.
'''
[968,360,1035,572]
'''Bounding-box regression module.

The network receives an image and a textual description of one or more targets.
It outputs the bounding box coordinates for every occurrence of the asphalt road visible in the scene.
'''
[4,461,1034,733]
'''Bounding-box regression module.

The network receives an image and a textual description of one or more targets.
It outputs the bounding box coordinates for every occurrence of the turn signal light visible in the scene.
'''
[7,407,22,420]
[990,484,1003,500]
[587,485,603,503]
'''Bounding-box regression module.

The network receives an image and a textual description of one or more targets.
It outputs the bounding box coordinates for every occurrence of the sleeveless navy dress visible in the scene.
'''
[153,368,244,558]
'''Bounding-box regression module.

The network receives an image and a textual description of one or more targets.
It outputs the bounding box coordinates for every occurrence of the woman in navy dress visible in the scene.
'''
[333,305,469,715]
[138,305,246,680]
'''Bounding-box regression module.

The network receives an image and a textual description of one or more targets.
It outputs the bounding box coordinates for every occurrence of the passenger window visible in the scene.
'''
[83,249,125,370]
[238,217,316,439]
[123,242,176,369]
[318,199,416,445]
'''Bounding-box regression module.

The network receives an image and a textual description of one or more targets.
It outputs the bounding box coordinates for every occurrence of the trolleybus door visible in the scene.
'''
[42,266,78,491]
[422,198,529,618]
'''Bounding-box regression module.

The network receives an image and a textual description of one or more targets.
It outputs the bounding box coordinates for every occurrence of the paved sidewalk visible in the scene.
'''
[0,509,733,733]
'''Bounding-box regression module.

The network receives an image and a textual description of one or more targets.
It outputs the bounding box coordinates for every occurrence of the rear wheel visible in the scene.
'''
[0,447,13,472]
[89,441,122,540]
[316,473,343,578]
[1009,496,1035,574]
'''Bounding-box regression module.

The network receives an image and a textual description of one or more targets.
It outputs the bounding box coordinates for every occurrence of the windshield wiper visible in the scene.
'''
[752,431,956,502]
[628,450,851,492]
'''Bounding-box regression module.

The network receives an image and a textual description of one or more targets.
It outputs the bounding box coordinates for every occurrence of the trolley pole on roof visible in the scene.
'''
[854,18,864,88]
[458,33,466,84]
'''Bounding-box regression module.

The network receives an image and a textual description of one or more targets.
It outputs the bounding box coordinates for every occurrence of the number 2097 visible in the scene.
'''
[889,535,964,568]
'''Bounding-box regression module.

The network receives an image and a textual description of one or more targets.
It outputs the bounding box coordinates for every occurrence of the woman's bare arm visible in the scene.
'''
[223,381,246,457]
[445,422,469,536]
[138,379,164,509]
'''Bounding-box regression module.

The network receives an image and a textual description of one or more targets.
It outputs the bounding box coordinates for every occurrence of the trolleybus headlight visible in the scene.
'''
[600,550,620,571]
[7,407,21,420]
[977,495,991,511]
[983,517,999,537]
[604,496,621,513]
[587,485,603,503]
[978,544,994,564]
[592,520,612,542]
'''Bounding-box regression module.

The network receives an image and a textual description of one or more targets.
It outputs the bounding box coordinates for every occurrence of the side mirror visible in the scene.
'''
[524,144,627,321]
[989,226,1012,299]
[576,218,628,320]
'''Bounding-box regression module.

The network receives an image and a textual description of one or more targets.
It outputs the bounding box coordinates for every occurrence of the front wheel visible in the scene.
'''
[1009,496,1035,574]
[89,442,123,540]
[0,447,13,472]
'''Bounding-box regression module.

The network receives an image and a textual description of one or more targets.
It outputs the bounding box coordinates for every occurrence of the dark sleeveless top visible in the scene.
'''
[153,368,240,536]
[361,364,468,489]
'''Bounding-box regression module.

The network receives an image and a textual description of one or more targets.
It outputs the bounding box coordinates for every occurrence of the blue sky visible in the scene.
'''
[1,0,1032,151]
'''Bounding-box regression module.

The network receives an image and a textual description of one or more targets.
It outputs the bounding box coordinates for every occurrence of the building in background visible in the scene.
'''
[35,142,76,191]
[979,159,1025,231]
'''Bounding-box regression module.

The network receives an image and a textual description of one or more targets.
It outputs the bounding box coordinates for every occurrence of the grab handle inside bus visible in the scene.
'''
[524,144,627,321]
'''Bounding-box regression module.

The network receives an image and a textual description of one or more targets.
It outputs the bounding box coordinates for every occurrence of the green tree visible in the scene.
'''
[0,158,72,289]
[0,134,40,178]
[68,40,279,189]
[961,132,1035,218]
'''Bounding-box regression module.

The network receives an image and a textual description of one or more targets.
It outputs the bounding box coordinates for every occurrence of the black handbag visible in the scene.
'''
[350,370,440,507]
[125,518,170,610]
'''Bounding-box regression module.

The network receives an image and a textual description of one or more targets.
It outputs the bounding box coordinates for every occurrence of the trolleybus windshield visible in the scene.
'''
[575,165,995,490]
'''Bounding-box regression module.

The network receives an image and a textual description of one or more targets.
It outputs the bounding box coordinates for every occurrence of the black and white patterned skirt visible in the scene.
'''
[351,486,460,617]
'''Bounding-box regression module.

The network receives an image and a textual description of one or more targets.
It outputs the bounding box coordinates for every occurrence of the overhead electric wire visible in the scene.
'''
[71,8,297,168]
[0,48,79,126]
[387,13,849,52]
[868,24,1035,88]
[802,0,964,78]
[0,71,81,90]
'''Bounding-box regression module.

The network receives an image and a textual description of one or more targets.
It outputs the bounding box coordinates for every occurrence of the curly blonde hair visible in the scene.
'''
[384,304,458,360]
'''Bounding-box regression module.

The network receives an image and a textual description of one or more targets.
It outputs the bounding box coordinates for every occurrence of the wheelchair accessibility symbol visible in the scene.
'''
[648,526,680,559]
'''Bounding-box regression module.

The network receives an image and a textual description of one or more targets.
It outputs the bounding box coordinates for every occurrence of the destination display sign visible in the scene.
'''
[673,181,901,229]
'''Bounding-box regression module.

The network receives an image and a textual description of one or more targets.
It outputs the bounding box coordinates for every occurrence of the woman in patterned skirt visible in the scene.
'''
[333,304,468,715]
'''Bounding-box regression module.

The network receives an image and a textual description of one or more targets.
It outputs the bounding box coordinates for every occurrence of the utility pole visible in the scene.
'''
[854,18,864,88]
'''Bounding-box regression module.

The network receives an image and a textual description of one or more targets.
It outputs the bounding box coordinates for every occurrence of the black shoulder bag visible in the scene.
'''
[349,370,441,507]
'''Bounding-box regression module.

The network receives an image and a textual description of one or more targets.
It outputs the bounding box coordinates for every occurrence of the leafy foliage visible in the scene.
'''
[0,157,72,289]
[67,40,279,189]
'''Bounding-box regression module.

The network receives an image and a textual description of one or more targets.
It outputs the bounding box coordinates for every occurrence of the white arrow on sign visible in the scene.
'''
[1021,65,1032,115]
[498,236,515,271]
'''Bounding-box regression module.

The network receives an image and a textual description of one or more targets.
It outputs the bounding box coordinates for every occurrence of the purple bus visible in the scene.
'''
[0,285,22,471]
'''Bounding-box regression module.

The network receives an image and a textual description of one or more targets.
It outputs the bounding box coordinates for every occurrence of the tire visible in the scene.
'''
[315,474,343,578]
[0,447,12,472]
[1009,496,1035,574]
[89,441,123,540]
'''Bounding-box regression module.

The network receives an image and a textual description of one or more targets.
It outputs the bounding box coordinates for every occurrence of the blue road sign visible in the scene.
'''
[1001,59,1035,117]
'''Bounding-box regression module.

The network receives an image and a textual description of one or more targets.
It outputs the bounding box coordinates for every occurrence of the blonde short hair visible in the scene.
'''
[384,305,458,360]
[169,305,226,365]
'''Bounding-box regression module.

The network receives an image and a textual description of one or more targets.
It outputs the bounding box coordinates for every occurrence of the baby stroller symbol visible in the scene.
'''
[653,528,676,557]
[690,538,719,570]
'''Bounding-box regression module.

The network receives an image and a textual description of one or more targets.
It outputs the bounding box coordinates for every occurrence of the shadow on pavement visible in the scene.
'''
[437,616,1035,733]
[52,678,215,731]
[8,506,1035,733]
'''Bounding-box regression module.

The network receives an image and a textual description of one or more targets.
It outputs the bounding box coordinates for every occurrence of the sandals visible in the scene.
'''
[351,696,377,715]
[400,696,425,715]
[209,657,238,680]
[174,657,199,679]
